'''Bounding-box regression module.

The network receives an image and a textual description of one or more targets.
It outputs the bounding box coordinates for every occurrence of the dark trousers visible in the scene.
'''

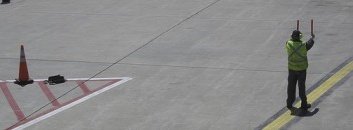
[287,69,308,108]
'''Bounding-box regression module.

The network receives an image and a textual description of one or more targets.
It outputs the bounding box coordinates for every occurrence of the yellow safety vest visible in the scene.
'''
[285,39,308,71]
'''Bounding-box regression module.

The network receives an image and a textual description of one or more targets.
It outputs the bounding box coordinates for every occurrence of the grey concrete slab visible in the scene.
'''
[0,14,182,63]
[195,0,306,21]
[0,0,353,129]
[121,19,282,69]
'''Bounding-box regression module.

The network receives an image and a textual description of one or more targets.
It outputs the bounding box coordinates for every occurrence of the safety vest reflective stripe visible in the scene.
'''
[288,43,306,60]
[286,40,308,71]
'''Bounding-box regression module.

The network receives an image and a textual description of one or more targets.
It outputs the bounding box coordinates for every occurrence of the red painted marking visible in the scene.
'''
[6,79,123,130]
[76,81,91,94]
[38,81,61,107]
[91,79,121,92]
[0,82,26,121]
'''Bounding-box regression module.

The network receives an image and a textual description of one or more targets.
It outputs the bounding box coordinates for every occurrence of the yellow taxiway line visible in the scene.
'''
[263,61,353,130]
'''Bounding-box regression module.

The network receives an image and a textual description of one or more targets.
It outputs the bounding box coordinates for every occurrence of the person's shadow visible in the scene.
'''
[289,107,319,117]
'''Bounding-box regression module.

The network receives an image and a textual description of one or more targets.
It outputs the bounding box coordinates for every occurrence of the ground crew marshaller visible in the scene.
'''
[285,30,315,111]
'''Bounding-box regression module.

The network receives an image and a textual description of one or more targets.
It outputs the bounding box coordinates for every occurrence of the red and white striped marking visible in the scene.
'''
[38,81,61,107]
[0,82,26,121]
[0,77,132,130]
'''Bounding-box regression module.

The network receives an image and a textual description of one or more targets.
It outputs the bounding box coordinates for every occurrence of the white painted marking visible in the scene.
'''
[11,77,132,130]
[3,77,131,83]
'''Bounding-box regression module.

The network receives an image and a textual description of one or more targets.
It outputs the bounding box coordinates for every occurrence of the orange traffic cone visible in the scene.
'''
[14,45,33,86]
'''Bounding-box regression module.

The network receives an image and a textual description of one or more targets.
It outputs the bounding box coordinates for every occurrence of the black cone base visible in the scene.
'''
[14,79,34,87]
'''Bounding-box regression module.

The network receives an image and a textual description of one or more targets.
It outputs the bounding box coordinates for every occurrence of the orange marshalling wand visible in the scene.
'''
[14,45,33,86]
[311,19,314,35]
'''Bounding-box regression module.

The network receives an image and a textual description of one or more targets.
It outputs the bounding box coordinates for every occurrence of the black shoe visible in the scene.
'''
[300,104,311,109]
[1,2,10,4]
[287,106,294,110]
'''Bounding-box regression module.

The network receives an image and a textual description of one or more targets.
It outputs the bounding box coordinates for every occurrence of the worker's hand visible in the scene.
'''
[311,34,315,39]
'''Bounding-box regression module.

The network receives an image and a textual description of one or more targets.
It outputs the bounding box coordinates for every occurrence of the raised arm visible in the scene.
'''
[306,34,315,51]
